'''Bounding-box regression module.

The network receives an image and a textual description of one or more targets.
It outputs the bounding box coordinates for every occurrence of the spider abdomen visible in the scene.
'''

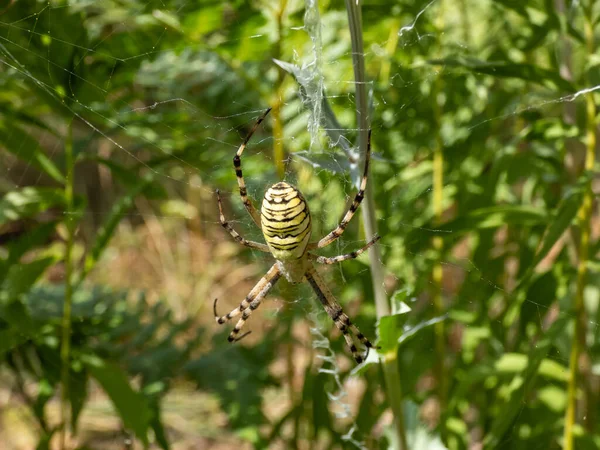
[261,181,312,261]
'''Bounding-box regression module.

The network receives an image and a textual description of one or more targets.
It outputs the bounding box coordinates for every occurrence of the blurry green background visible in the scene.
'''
[0,0,599,449]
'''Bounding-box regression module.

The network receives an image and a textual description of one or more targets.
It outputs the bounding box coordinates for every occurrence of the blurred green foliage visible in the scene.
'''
[0,0,599,449]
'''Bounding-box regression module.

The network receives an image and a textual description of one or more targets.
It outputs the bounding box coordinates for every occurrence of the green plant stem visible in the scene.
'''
[272,0,288,178]
[432,0,446,441]
[432,149,445,432]
[563,7,596,450]
[344,2,407,448]
[458,0,471,44]
[60,123,75,449]
[379,18,400,86]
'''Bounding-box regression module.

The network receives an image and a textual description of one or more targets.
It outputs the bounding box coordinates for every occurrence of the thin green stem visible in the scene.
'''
[432,0,446,441]
[272,0,288,178]
[344,1,407,448]
[563,6,596,449]
[379,18,400,86]
[60,122,75,449]
[458,0,471,44]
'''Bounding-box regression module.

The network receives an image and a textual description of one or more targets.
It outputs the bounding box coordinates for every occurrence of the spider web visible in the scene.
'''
[0,0,599,449]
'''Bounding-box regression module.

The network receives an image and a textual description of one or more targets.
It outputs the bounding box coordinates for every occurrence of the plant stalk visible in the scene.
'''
[432,0,447,440]
[563,6,596,449]
[344,1,407,448]
[60,122,75,450]
[272,0,288,178]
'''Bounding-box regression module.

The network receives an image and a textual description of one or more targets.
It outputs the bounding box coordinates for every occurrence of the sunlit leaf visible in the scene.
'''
[0,124,64,183]
[483,315,569,449]
[429,57,576,92]
[0,188,64,227]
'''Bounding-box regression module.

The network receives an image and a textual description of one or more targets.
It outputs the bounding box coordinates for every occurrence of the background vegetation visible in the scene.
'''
[0,0,599,449]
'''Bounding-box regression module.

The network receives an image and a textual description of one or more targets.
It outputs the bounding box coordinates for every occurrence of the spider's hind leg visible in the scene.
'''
[305,265,373,364]
[334,309,373,364]
[213,263,281,342]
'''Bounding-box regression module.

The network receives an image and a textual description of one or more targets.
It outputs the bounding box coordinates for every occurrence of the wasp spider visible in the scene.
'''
[214,108,379,363]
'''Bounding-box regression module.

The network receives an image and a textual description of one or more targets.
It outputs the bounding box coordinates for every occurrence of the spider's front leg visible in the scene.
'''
[310,129,372,250]
[233,108,272,227]
[311,235,380,265]
[304,264,373,364]
[216,189,269,252]
[214,263,281,342]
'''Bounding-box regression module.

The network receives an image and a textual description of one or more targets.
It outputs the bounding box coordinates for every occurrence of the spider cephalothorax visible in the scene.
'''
[213,108,379,363]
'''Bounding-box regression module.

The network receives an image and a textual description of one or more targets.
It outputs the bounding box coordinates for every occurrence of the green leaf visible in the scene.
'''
[83,355,151,445]
[529,188,583,271]
[491,0,531,18]
[311,371,332,437]
[2,257,56,301]
[35,431,54,450]
[0,188,65,227]
[505,188,584,321]
[149,399,170,450]
[377,312,409,355]
[410,205,547,248]
[33,379,54,428]
[375,290,444,358]
[483,314,569,449]
[390,289,412,315]
[70,369,89,431]
[185,336,276,430]
[2,221,58,269]
[182,4,223,37]
[494,353,567,381]
[428,57,576,92]
[397,315,447,347]
[0,123,65,183]
[519,271,558,336]
[0,329,28,358]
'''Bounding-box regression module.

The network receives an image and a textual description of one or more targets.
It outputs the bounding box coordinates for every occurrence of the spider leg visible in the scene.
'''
[304,264,373,364]
[309,129,372,250]
[216,189,269,252]
[311,235,380,265]
[234,108,272,227]
[214,263,281,342]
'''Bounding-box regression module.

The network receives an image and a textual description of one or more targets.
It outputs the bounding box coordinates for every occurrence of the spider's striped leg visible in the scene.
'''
[304,264,373,364]
[216,189,269,252]
[310,129,372,250]
[214,263,281,342]
[311,235,380,265]
[234,108,272,227]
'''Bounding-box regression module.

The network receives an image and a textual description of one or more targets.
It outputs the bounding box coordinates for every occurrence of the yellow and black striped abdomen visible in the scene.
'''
[261,182,312,261]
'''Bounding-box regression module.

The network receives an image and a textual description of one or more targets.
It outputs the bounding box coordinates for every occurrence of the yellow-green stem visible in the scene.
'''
[345,1,407,448]
[60,123,75,450]
[458,0,471,44]
[379,18,400,86]
[432,103,445,409]
[432,0,446,438]
[272,99,286,178]
[563,7,596,449]
[432,116,445,435]
[272,0,288,178]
